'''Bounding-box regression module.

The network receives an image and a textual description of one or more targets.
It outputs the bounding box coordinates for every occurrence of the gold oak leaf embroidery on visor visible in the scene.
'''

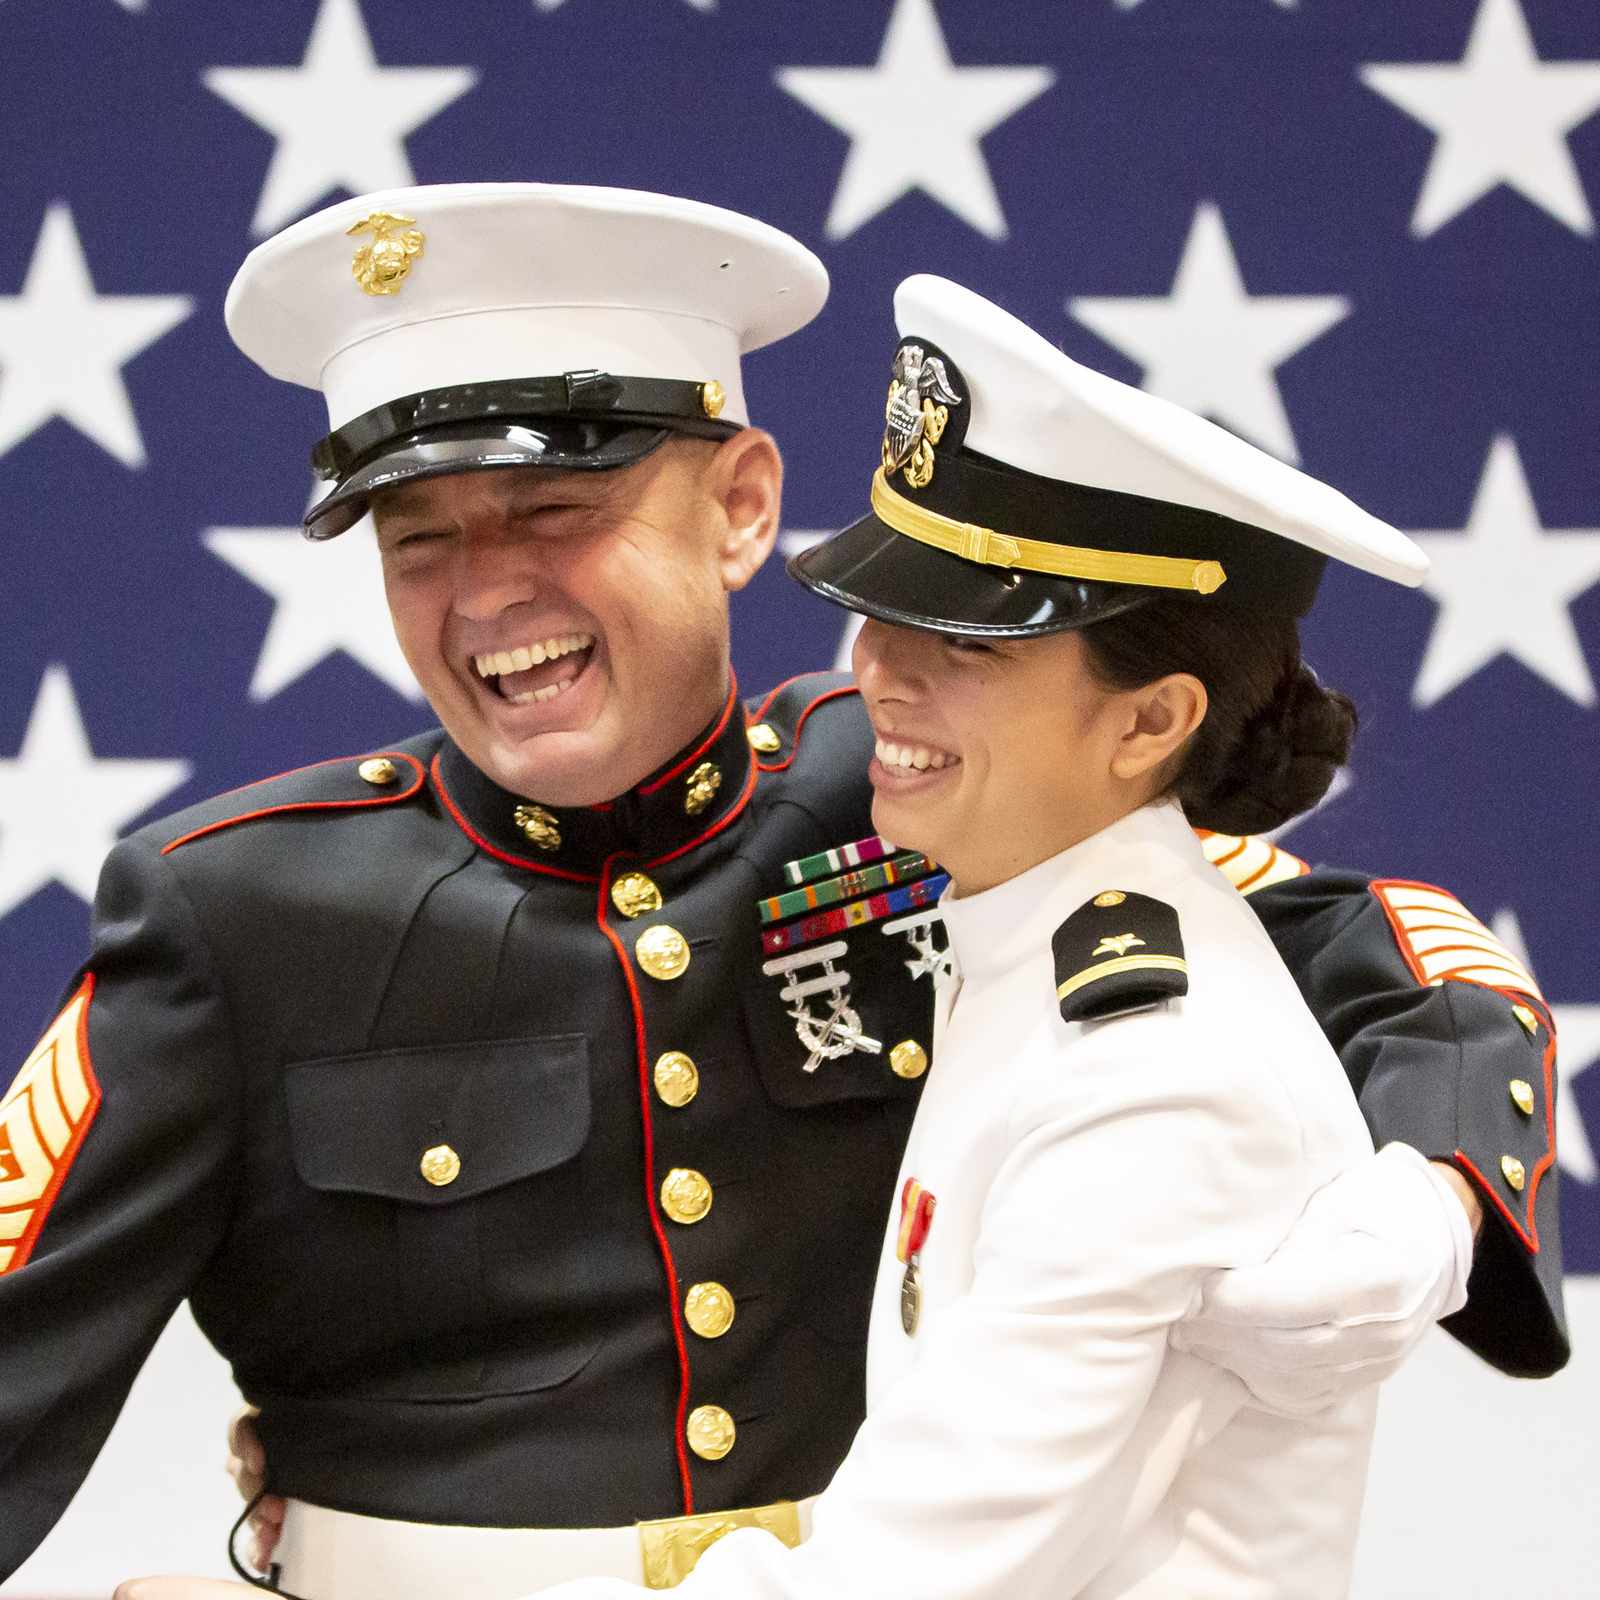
[0,977,102,1274]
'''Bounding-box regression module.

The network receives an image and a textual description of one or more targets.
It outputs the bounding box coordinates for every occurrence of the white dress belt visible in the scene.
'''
[276,1495,817,1599]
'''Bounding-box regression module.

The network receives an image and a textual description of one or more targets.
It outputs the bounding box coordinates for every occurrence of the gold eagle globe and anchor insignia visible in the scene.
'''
[512,804,562,852]
[882,343,963,490]
[348,211,426,296]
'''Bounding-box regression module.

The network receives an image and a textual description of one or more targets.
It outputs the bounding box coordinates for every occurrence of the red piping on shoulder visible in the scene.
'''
[161,753,426,855]
[1452,991,1557,1255]
[754,683,860,775]
[594,856,696,1514]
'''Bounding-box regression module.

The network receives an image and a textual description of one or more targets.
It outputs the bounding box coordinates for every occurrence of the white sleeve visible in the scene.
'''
[534,1011,1310,1600]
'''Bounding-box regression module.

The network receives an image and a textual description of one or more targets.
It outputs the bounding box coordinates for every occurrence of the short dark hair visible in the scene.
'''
[1079,596,1357,836]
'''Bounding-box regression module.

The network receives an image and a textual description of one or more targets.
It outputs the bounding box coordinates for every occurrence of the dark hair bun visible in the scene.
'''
[1185,664,1357,836]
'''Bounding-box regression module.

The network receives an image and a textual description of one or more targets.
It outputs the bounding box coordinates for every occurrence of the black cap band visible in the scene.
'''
[311,371,740,481]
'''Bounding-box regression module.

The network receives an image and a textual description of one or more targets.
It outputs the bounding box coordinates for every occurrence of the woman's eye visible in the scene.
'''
[946,635,995,655]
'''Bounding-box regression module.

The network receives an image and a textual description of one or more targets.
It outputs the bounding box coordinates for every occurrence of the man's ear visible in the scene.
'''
[1109,673,1208,783]
[706,428,783,592]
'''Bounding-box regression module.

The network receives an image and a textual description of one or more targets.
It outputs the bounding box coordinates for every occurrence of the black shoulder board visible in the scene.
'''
[1051,890,1188,1024]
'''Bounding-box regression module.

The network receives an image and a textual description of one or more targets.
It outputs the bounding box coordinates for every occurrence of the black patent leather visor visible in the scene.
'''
[788,509,1162,638]
[304,420,672,541]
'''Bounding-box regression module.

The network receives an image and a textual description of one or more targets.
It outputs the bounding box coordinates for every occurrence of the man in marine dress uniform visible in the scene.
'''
[0,185,1564,1596]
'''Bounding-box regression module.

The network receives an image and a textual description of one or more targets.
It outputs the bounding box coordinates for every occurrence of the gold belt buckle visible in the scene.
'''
[637,1499,802,1589]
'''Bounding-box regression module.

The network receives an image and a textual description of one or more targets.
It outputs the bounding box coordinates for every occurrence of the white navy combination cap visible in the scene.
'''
[226,182,830,540]
[790,273,1428,636]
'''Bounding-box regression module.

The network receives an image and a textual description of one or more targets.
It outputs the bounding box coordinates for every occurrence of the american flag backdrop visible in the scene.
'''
[4,0,1599,1592]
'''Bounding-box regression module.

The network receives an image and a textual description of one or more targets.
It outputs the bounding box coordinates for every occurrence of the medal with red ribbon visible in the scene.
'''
[896,1176,938,1336]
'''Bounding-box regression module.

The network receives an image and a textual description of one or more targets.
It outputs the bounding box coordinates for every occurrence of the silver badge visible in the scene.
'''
[882,907,955,985]
[762,941,884,1072]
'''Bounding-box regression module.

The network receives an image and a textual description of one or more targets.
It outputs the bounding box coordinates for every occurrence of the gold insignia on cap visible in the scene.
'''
[420,1143,460,1187]
[684,761,722,816]
[1513,1003,1540,1038]
[685,1281,736,1340]
[637,924,691,981]
[1092,932,1146,959]
[701,380,726,419]
[661,1167,713,1224]
[1193,561,1228,596]
[686,1404,736,1461]
[1501,1154,1526,1192]
[746,723,782,754]
[1509,1079,1535,1116]
[347,211,425,297]
[513,804,561,852]
[883,344,962,490]
[889,1040,928,1080]
[654,1050,700,1108]
[612,872,664,919]
[357,756,397,786]
[1093,891,1126,908]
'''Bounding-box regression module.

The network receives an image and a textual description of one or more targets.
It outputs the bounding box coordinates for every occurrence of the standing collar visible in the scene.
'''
[937,799,1204,988]
[432,679,757,879]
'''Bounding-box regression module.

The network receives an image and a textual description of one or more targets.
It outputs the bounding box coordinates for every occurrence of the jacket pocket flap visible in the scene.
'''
[285,1035,590,1205]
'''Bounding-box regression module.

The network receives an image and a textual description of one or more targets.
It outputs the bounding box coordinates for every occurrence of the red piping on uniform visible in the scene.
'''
[756,686,860,774]
[1448,987,1556,1255]
[595,856,696,1515]
[431,754,599,883]
[2,976,102,1275]
[161,753,426,855]
[1368,879,1542,998]
[645,755,759,871]
[640,678,739,795]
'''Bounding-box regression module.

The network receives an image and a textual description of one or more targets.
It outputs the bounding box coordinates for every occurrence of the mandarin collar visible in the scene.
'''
[937,799,1203,989]
[432,680,756,879]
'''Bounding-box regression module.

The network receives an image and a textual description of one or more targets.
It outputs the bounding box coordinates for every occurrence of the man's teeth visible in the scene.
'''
[507,678,575,706]
[472,632,594,680]
[875,738,956,772]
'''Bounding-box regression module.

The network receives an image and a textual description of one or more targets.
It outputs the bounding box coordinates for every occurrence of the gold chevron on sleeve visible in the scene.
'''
[0,978,101,1274]
[1373,882,1543,1000]
[1196,830,1310,896]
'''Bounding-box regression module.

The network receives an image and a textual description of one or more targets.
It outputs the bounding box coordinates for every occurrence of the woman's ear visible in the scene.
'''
[705,428,783,592]
[1110,673,1208,782]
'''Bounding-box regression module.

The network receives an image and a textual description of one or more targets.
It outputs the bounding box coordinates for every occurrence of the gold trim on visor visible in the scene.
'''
[869,469,1228,597]
[1055,953,1189,1004]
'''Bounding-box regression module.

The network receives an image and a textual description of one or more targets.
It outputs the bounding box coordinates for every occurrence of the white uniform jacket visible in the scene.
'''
[543,800,1379,1599]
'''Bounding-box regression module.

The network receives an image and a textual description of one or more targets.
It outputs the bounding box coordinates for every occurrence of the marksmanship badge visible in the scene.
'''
[761,942,883,1073]
[882,343,962,489]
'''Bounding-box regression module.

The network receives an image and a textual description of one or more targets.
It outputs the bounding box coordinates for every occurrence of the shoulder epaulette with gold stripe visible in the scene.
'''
[1052,890,1187,1024]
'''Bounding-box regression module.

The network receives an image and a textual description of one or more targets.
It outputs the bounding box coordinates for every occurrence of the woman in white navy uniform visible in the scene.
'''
[537,275,1433,1599]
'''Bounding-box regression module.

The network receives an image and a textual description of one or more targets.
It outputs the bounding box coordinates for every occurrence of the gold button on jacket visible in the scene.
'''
[746,723,782,754]
[636,925,691,981]
[889,1040,928,1080]
[612,872,664,919]
[654,1051,700,1108]
[420,1144,461,1187]
[357,757,398,786]
[1501,1154,1527,1191]
[685,1281,736,1339]
[1509,1078,1535,1116]
[686,1404,736,1460]
[661,1167,713,1224]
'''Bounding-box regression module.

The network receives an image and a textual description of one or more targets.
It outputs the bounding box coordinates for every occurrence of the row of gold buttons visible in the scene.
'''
[613,870,739,1460]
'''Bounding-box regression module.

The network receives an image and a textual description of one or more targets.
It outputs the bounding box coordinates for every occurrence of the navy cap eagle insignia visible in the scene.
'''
[883,343,963,490]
